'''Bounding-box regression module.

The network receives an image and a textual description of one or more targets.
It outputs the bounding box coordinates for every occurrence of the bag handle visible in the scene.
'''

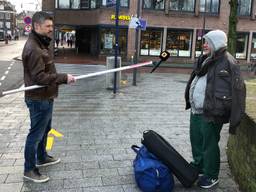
[131,145,140,154]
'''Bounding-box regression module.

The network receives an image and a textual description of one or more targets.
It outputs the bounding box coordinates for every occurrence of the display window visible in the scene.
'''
[166,29,192,57]
[251,33,256,60]
[100,28,127,55]
[140,29,163,56]
[236,33,248,59]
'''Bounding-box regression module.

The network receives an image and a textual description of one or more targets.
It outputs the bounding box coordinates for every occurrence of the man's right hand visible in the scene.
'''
[67,74,76,84]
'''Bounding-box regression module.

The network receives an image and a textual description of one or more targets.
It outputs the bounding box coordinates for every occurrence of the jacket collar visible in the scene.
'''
[31,30,52,48]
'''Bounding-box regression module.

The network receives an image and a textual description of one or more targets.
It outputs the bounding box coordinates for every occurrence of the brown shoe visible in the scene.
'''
[23,168,49,183]
[36,155,61,167]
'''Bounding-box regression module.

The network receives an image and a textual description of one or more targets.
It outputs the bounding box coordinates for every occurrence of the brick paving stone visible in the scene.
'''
[0,174,7,183]
[0,183,23,192]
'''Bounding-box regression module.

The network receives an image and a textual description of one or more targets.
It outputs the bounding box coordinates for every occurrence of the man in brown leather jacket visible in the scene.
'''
[23,11,76,183]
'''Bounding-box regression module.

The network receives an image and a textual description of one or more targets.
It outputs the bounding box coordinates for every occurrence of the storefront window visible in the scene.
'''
[100,28,127,55]
[57,0,98,9]
[166,30,192,57]
[140,29,162,56]
[170,0,195,12]
[200,0,219,14]
[120,0,129,7]
[5,13,11,19]
[143,0,164,10]
[5,22,10,29]
[71,0,80,9]
[0,21,3,28]
[81,0,90,8]
[0,13,4,19]
[102,0,129,7]
[238,0,252,16]
[251,33,256,60]
[59,0,70,8]
[195,29,209,57]
[236,33,248,59]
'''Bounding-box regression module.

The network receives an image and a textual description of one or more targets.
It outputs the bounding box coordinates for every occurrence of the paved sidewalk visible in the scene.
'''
[0,64,240,192]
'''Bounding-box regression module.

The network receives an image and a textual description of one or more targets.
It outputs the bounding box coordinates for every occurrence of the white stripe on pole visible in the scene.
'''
[1,61,153,96]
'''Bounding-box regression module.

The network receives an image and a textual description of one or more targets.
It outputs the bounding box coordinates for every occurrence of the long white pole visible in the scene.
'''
[1,61,153,96]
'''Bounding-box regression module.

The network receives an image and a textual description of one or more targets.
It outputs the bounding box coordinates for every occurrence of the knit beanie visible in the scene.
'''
[203,30,227,52]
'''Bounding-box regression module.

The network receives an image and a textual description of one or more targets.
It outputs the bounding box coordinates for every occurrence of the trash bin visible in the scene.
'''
[106,56,121,89]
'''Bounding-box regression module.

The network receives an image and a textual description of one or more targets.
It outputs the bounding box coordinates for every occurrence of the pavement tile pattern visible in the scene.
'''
[0,64,240,192]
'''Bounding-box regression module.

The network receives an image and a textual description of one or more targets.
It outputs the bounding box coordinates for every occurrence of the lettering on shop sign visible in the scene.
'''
[111,15,131,21]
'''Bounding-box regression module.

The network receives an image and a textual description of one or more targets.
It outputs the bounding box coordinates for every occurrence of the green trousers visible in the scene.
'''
[190,113,223,179]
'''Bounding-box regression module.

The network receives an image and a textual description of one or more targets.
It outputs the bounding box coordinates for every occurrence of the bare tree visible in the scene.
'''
[228,0,238,56]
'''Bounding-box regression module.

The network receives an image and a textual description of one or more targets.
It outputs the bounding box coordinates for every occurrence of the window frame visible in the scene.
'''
[101,0,130,8]
[140,27,164,56]
[166,28,193,58]
[99,25,128,56]
[235,32,249,60]
[143,0,165,10]
[56,0,100,9]
[237,0,253,16]
[199,0,220,15]
[169,0,195,13]
[251,32,256,60]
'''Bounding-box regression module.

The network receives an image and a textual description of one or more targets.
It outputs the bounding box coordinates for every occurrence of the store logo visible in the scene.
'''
[111,15,131,21]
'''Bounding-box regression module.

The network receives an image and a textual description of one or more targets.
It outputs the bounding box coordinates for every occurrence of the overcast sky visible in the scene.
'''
[8,0,41,13]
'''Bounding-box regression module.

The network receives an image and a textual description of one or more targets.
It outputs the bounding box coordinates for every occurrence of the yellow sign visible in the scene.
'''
[111,15,131,21]
[46,128,64,151]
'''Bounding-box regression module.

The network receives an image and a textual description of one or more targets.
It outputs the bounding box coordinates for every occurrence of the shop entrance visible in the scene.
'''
[76,28,98,56]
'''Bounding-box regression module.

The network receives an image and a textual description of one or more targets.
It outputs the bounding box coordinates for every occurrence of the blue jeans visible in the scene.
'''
[24,98,53,172]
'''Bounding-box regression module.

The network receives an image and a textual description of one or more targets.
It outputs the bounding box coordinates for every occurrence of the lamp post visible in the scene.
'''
[113,0,120,94]
[133,0,142,86]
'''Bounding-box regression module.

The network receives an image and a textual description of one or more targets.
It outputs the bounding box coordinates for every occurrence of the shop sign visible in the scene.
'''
[111,15,131,21]
[129,17,147,31]
[104,34,113,49]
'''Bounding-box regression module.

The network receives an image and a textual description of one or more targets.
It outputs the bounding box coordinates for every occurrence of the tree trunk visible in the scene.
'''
[228,0,238,56]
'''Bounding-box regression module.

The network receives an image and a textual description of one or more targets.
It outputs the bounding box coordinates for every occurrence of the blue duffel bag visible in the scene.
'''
[131,145,174,192]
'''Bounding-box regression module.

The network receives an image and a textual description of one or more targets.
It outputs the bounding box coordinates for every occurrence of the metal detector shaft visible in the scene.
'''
[1,61,153,96]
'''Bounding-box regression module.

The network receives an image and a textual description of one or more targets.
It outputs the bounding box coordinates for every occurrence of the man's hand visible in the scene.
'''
[67,74,76,84]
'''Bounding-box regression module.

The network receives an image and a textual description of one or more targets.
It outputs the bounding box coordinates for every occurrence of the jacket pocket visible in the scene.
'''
[213,91,232,116]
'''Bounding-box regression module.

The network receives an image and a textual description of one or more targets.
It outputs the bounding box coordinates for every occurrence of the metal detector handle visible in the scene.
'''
[0,61,153,97]
[150,50,170,73]
[150,60,162,73]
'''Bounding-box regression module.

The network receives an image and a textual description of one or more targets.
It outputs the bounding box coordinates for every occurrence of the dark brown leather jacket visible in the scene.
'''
[22,31,67,100]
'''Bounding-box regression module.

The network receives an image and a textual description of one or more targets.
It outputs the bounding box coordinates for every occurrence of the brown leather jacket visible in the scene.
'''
[22,31,67,100]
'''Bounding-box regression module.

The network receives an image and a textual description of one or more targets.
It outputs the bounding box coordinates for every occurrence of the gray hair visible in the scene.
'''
[32,11,53,29]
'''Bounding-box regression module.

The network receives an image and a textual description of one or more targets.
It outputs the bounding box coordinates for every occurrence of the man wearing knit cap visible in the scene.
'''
[185,30,246,189]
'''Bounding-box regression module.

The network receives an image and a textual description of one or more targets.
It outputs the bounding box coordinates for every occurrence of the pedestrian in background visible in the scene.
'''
[22,11,76,183]
[184,30,246,189]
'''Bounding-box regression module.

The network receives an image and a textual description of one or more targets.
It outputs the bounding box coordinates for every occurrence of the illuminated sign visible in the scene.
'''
[111,15,131,21]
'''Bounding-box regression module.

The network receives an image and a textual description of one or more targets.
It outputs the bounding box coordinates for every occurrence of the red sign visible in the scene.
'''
[24,25,32,32]
[24,16,32,25]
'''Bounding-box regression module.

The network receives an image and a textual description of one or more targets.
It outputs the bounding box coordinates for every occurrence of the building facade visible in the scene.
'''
[0,0,16,41]
[42,0,256,64]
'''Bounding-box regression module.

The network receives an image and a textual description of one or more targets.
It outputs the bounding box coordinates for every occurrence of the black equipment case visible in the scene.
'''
[142,130,199,188]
